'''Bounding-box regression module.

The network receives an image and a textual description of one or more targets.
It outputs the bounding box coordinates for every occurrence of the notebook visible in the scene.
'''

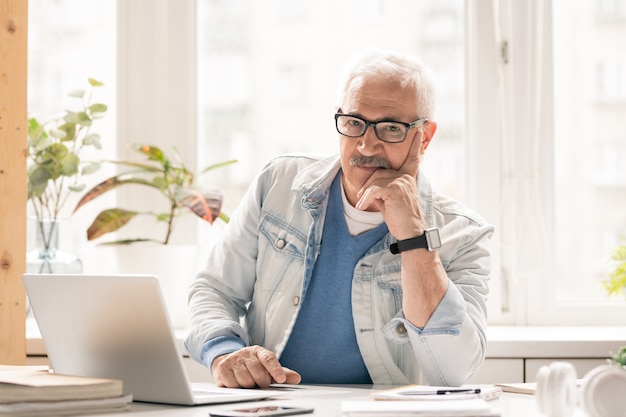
[22,273,275,406]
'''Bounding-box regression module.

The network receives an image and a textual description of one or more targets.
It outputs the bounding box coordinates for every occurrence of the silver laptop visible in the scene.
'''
[23,273,274,406]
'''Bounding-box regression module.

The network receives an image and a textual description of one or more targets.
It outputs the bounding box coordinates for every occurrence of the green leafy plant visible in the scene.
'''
[610,345,626,369]
[602,239,626,298]
[73,144,236,245]
[27,78,107,252]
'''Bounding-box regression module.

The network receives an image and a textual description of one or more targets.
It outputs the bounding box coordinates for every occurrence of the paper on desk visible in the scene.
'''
[341,398,500,416]
[371,385,502,401]
[494,382,536,395]
[266,384,352,398]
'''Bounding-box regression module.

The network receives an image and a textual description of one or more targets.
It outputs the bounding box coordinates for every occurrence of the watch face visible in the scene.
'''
[425,228,442,250]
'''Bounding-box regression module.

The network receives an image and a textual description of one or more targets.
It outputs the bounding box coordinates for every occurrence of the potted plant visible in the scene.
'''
[72,147,236,328]
[26,78,107,273]
[73,144,237,245]
[602,238,626,299]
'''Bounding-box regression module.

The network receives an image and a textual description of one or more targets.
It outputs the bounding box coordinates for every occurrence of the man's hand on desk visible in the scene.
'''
[212,345,302,388]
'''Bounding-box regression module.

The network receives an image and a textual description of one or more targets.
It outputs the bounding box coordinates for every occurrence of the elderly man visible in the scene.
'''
[186,50,494,388]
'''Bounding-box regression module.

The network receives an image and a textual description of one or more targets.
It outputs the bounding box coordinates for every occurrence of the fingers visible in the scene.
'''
[398,132,422,176]
[212,346,301,389]
[282,367,302,385]
[357,133,421,202]
[255,346,287,384]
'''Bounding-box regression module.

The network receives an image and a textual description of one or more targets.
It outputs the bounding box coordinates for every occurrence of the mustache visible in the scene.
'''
[349,155,392,169]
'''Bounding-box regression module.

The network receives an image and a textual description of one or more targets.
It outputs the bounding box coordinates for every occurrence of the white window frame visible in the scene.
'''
[467,0,626,325]
[118,0,626,326]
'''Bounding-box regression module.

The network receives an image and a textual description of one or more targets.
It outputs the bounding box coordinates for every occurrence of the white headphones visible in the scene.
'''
[536,361,626,417]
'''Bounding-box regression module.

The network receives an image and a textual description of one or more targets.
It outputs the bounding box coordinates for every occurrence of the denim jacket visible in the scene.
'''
[186,153,494,386]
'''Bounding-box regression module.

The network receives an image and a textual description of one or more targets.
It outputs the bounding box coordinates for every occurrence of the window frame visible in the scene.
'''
[467,0,626,325]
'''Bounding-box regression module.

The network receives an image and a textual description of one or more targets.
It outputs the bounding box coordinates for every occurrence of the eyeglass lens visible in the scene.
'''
[336,115,407,143]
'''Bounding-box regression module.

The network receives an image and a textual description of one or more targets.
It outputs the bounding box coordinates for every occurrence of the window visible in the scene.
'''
[467,0,626,324]
[30,0,626,327]
[552,0,626,318]
[27,0,117,254]
[197,0,467,211]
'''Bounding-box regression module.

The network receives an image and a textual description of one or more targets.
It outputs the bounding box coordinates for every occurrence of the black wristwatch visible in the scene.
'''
[389,227,442,254]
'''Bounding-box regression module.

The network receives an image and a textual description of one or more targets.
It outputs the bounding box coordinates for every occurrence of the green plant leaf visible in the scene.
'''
[76,111,93,127]
[81,162,100,175]
[42,143,70,180]
[73,173,159,213]
[132,144,168,165]
[200,159,238,175]
[98,238,163,245]
[611,346,626,368]
[87,208,139,240]
[27,117,42,134]
[603,239,626,297]
[68,184,86,192]
[83,133,102,149]
[155,213,171,223]
[57,122,77,143]
[88,78,104,87]
[152,177,168,189]
[49,128,67,139]
[60,153,80,177]
[27,165,50,198]
[89,103,107,114]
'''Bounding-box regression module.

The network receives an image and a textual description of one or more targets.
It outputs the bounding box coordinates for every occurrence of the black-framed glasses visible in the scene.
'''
[334,113,428,143]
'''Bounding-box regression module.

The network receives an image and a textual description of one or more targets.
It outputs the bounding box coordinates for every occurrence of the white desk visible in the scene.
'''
[90,385,587,417]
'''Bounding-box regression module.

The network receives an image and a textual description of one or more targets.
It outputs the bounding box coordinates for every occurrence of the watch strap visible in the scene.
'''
[389,234,428,254]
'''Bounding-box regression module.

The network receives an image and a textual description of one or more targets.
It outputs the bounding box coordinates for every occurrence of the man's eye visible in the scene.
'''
[347,119,364,127]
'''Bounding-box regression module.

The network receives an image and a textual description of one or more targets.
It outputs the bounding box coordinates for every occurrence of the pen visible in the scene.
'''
[401,388,482,396]
[436,388,481,395]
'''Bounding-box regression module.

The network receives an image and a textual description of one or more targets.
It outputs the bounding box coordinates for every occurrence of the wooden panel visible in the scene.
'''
[0,0,28,365]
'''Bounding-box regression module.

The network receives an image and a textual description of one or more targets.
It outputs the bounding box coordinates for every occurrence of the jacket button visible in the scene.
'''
[293,296,300,306]
[276,239,286,249]
[396,323,407,335]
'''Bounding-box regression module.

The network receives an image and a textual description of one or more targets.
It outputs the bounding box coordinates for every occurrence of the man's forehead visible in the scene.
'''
[343,76,418,118]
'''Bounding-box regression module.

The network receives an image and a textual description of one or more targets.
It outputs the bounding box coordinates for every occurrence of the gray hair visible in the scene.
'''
[336,49,437,119]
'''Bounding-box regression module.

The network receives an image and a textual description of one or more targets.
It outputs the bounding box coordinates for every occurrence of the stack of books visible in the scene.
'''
[0,365,132,416]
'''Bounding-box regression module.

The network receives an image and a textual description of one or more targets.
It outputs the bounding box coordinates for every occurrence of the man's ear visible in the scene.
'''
[419,121,437,155]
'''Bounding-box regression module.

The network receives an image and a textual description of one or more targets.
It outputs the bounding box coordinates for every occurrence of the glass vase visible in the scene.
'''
[26,218,83,274]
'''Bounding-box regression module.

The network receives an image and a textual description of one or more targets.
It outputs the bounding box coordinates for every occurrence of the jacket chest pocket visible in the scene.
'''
[372,264,403,321]
[257,214,307,292]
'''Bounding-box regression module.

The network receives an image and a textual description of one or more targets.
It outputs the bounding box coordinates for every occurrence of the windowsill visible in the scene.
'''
[485,325,626,358]
[26,318,626,359]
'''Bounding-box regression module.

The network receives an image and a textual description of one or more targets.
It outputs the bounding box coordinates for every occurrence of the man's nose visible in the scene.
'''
[358,126,381,154]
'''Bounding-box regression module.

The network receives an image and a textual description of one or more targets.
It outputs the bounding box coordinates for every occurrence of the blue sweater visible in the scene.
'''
[279,174,388,383]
